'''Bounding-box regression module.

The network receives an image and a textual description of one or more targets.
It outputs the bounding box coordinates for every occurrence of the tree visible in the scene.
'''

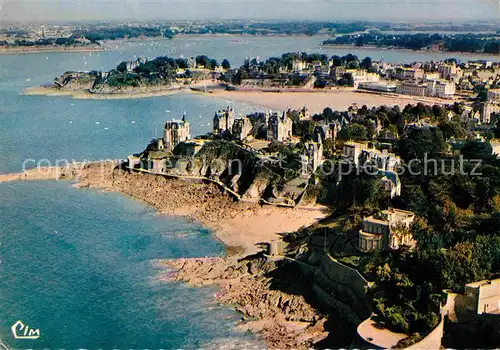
[397,128,445,161]
[330,55,342,67]
[117,61,127,73]
[360,56,373,70]
[221,58,231,70]
[494,120,500,138]
[339,123,368,141]
[195,55,211,68]
[322,107,334,121]
[163,28,175,39]
[476,87,488,102]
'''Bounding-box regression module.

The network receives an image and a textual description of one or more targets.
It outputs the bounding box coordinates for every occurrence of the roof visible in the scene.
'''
[466,277,500,289]
[378,170,399,185]
[363,208,414,226]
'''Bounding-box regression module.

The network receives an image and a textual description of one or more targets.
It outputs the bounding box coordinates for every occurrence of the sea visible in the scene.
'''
[0,35,498,349]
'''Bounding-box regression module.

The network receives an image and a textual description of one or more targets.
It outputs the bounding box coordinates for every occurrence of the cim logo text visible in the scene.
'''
[11,320,40,340]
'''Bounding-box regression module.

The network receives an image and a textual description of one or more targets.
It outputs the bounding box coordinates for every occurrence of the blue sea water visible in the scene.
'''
[1,36,498,174]
[0,181,259,349]
[0,36,498,349]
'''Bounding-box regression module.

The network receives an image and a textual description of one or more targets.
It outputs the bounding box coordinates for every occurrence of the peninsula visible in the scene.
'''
[5,97,500,348]
[25,51,500,116]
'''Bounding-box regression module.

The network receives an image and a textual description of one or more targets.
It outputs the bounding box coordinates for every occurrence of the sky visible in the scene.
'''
[1,0,500,23]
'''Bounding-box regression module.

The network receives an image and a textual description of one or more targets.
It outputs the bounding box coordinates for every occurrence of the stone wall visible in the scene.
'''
[320,254,371,298]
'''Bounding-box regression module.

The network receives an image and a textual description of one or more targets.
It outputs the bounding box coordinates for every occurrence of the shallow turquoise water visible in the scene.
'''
[0,180,260,348]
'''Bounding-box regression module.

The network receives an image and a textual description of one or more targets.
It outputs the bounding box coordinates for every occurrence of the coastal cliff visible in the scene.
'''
[138,139,324,207]
[0,161,376,348]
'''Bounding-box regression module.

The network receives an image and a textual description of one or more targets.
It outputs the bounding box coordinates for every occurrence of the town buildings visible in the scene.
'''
[342,142,402,198]
[358,208,416,252]
[232,117,253,141]
[267,111,293,142]
[342,142,401,172]
[358,81,397,93]
[213,107,236,136]
[480,102,500,125]
[396,81,427,97]
[300,139,324,177]
[488,89,500,102]
[163,115,191,152]
[462,278,500,315]
[392,67,424,81]
[438,62,462,80]
[396,80,456,98]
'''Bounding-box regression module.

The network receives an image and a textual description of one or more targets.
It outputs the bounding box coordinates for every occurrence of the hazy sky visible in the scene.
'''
[2,0,500,22]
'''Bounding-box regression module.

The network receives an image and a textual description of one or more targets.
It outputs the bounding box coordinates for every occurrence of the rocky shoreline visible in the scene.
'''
[2,161,330,347]
[163,254,328,348]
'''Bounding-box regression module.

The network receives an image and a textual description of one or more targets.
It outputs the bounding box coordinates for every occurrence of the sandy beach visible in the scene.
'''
[203,89,450,114]
[76,162,329,255]
[23,86,184,100]
[25,83,450,110]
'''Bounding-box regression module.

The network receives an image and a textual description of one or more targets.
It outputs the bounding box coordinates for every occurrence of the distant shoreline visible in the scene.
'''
[0,45,104,54]
[321,44,500,57]
[4,37,499,57]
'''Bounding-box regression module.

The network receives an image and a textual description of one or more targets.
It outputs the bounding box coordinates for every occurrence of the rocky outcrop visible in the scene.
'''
[145,140,315,205]
[164,254,328,349]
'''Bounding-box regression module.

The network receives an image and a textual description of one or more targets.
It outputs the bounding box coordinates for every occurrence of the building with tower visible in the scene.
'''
[213,107,236,136]
[163,113,191,152]
[267,111,293,142]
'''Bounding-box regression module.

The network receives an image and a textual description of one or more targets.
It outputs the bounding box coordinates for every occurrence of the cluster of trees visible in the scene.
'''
[324,33,500,53]
[76,26,170,42]
[303,102,500,340]
[105,54,221,87]
[181,21,377,36]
